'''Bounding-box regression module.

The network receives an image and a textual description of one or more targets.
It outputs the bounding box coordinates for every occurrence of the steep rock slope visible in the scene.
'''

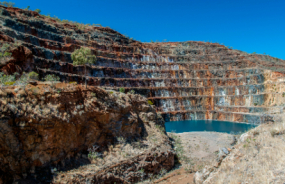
[194,116,285,184]
[0,6,285,123]
[0,83,174,183]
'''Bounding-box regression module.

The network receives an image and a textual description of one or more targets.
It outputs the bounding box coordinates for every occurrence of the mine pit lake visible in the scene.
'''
[165,120,257,134]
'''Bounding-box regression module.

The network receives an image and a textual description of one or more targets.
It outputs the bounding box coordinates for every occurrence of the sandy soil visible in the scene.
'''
[154,131,235,184]
[177,132,235,162]
[154,168,195,184]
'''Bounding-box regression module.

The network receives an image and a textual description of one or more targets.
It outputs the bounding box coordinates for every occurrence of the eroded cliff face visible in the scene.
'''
[0,83,174,183]
[1,5,285,123]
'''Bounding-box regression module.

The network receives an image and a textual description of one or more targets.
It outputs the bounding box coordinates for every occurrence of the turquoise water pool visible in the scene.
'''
[165,120,257,134]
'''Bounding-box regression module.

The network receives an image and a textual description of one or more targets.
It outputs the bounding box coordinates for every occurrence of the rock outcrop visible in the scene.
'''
[53,145,174,183]
[0,83,174,183]
[1,6,285,124]
[193,115,285,184]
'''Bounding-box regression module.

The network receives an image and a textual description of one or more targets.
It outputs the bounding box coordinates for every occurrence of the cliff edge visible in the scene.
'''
[0,82,174,183]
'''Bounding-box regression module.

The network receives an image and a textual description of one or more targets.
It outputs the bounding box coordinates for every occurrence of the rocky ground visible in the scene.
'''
[1,79,282,184]
[139,131,236,184]
[0,82,174,183]
[194,115,285,184]
[174,132,235,166]
[138,118,285,184]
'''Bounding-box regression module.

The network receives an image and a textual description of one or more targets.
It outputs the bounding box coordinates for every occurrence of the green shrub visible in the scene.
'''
[0,43,10,52]
[119,87,125,93]
[0,52,12,59]
[0,1,15,7]
[69,81,77,84]
[62,20,70,23]
[3,52,11,57]
[88,152,100,160]
[75,23,86,30]
[147,100,154,105]
[109,91,114,94]
[0,72,16,85]
[25,5,30,10]
[52,16,61,22]
[127,90,135,94]
[71,47,96,88]
[88,145,100,160]
[0,43,12,64]
[44,74,60,82]
[35,9,41,13]
[4,81,15,85]
[28,71,39,80]
[93,24,102,27]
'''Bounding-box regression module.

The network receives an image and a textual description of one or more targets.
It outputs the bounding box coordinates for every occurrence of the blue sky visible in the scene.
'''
[11,0,285,59]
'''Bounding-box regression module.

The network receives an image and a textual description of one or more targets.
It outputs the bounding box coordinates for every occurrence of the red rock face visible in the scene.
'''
[0,83,172,183]
[0,5,284,123]
[0,45,33,73]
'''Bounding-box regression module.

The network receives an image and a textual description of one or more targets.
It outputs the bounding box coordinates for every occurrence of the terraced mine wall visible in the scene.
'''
[1,6,285,124]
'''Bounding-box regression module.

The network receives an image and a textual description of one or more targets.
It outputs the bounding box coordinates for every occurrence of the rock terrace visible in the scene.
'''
[1,5,285,124]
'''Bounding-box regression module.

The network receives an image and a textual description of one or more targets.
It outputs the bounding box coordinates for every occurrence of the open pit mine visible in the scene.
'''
[0,5,285,184]
[1,6,284,124]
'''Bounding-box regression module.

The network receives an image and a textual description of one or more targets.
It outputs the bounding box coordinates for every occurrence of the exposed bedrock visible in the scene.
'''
[1,5,285,123]
[0,83,174,183]
[0,44,34,73]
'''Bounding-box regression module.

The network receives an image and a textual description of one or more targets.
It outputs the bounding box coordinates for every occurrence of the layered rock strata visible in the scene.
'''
[0,6,285,123]
[0,83,174,183]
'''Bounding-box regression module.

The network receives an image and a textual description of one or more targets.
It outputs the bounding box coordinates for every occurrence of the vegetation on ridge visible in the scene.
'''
[0,72,62,86]
[119,87,125,93]
[44,74,60,82]
[0,1,15,7]
[0,43,12,65]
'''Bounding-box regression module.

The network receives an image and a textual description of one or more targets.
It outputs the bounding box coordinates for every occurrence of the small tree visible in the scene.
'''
[71,47,96,88]
[44,74,60,88]
[147,100,154,105]
[0,72,15,85]
[44,74,60,82]
[1,1,15,7]
[127,89,135,94]
[35,9,41,13]
[28,71,39,80]
[119,87,125,93]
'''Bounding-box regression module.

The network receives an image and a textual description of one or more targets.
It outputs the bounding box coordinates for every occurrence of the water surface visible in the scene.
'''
[165,120,257,134]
